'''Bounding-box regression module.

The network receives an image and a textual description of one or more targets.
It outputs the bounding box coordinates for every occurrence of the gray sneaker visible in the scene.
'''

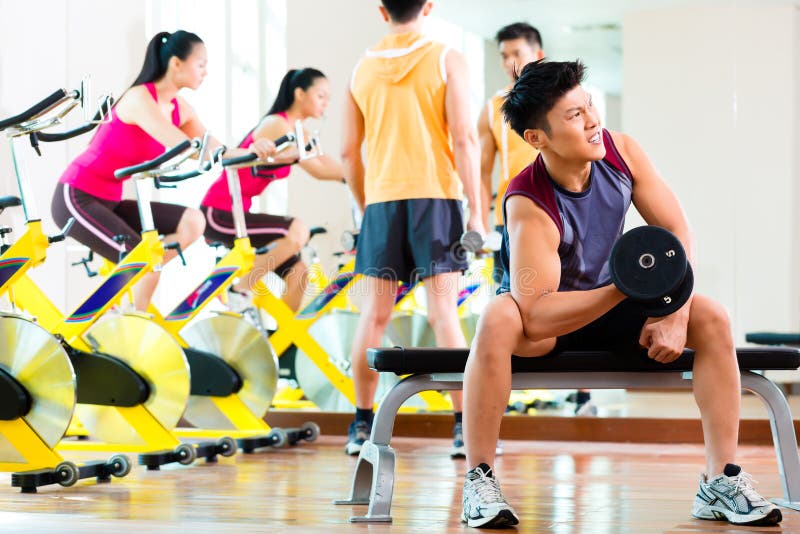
[692,464,782,525]
[345,420,370,456]
[461,463,519,528]
[452,422,503,459]
[451,422,466,459]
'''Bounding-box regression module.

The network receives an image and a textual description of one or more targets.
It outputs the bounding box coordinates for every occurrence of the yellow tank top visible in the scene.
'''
[351,32,461,205]
[488,89,538,226]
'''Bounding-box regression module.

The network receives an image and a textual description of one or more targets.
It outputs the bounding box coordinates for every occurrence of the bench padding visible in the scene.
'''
[367,347,800,375]
[747,332,800,346]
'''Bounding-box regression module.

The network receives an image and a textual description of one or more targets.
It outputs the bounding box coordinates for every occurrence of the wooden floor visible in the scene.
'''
[0,437,797,533]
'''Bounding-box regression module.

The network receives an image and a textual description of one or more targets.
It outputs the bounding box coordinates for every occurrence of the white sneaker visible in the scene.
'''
[226,287,253,314]
[692,464,782,525]
[575,400,598,416]
[461,463,519,528]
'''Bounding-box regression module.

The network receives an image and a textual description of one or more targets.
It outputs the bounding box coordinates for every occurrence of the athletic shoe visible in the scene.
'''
[692,463,782,526]
[226,287,253,314]
[575,400,598,416]
[451,422,466,459]
[345,420,370,456]
[451,422,503,459]
[461,463,519,528]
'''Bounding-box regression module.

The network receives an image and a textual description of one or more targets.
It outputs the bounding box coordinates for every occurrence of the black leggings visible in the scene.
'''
[201,205,300,277]
[51,182,187,262]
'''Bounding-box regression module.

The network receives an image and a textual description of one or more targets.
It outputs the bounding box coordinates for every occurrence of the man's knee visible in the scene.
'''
[362,300,394,329]
[472,295,524,350]
[691,295,734,348]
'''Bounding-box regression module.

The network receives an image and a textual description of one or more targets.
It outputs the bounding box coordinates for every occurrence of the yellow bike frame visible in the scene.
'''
[261,258,452,412]
[9,230,186,453]
[143,237,286,440]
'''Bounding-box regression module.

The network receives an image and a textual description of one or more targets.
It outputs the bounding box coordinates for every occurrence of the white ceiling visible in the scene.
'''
[434,0,800,94]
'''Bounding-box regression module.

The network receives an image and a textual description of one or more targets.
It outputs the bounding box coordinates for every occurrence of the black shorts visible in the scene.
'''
[51,182,187,262]
[552,299,649,354]
[355,198,468,282]
[201,205,294,249]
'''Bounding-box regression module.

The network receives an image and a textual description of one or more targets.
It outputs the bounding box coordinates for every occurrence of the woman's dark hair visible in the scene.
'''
[266,68,327,115]
[131,30,203,87]
[502,59,586,137]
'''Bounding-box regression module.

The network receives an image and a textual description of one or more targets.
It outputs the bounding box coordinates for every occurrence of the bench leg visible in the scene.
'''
[741,370,800,510]
[332,443,376,506]
[336,441,396,522]
[335,374,461,522]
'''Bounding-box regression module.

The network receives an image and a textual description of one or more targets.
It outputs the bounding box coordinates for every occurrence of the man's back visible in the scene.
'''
[351,32,461,205]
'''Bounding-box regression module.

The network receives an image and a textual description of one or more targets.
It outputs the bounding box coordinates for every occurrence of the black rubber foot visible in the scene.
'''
[236,434,283,453]
[139,441,224,469]
[11,460,117,493]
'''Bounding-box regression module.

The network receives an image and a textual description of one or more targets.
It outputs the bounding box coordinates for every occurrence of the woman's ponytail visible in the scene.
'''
[131,30,203,87]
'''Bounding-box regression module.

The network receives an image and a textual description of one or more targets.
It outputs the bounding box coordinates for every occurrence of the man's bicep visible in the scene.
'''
[478,109,496,177]
[506,196,561,307]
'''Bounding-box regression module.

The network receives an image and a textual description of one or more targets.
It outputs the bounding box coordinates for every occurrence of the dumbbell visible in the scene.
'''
[608,226,694,317]
[340,229,503,256]
[341,230,359,253]
[458,230,503,254]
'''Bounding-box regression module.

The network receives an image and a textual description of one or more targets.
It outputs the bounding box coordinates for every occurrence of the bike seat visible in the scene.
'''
[0,196,22,210]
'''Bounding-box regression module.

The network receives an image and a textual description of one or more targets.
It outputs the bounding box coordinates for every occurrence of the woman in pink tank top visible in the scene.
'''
[51,30,278,310]
[200,68,344,312]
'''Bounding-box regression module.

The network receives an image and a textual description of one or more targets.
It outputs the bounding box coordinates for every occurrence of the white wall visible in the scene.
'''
[623,4,800,341]
[0,0,145,311]
[283,0,384,275]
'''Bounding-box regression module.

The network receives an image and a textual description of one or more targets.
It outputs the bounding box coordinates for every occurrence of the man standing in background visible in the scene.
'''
[478,22,542,283]
[480,22,595,416]
[341,0,485,457]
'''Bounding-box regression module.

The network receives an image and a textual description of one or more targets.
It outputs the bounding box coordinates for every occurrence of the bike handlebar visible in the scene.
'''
[0,89,70,131]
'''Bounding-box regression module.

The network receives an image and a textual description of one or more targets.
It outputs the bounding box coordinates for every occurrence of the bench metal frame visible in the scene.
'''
[335,369,800,522]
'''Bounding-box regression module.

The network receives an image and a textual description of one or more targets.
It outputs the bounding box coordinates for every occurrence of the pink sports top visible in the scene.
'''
[200,112,292,212]
[59,82,181,201]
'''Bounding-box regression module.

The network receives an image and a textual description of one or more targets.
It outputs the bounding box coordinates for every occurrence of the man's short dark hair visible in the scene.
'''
[501,59,586,137]
[381,0,427,23]
[495,22,543,49]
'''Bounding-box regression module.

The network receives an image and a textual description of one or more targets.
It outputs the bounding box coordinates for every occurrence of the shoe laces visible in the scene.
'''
[470,467,504,503]
[730,471,764,503]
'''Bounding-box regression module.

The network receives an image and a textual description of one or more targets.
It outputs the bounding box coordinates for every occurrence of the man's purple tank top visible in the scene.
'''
[59,82,180,202]
[498,129,634,292]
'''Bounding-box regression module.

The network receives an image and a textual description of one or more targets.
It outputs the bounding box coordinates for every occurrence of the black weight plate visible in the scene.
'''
[609,226,688,301]
[638,263,694,317]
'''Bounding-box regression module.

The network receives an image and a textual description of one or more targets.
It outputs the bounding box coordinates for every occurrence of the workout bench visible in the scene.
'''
[335,346,800,522]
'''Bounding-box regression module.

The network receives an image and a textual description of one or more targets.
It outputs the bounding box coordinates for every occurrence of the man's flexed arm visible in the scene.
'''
[507,196,624,340]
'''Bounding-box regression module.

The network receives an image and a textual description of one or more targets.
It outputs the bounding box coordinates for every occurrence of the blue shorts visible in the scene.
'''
[355,198,468,282]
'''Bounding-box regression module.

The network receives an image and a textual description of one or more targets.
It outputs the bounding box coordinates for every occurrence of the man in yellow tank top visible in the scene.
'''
[479,23,598,421]
[341,0,484,457]
[477,23,543,283]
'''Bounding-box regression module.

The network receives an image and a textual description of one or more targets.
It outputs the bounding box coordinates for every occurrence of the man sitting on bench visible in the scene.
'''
[460,59,782,528]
